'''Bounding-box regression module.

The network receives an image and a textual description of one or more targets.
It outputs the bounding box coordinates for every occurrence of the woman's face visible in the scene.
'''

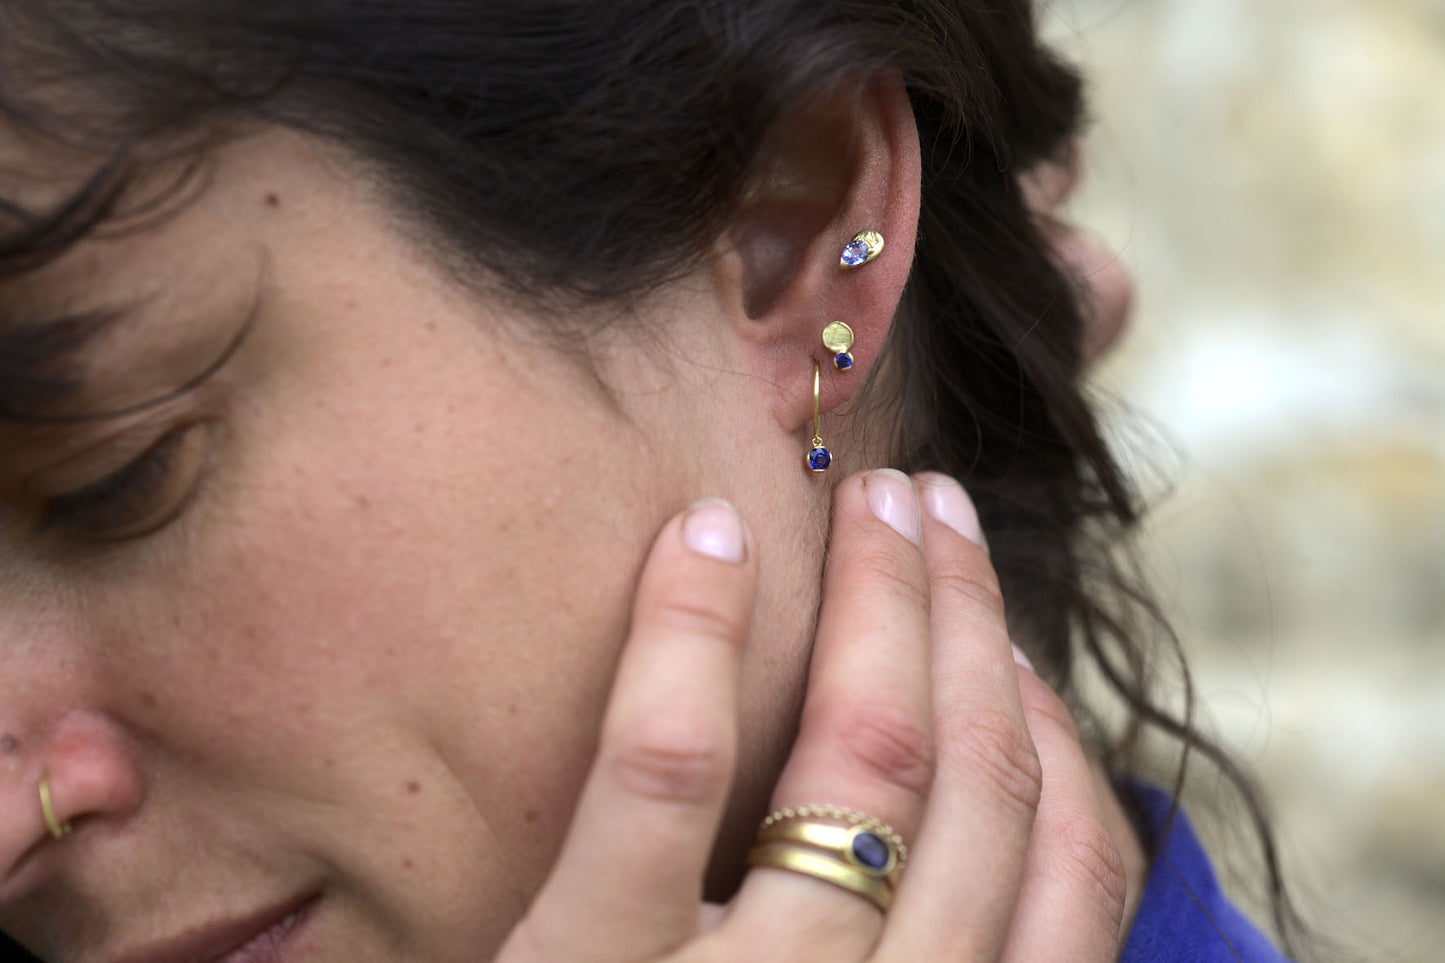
[0,129,821,961]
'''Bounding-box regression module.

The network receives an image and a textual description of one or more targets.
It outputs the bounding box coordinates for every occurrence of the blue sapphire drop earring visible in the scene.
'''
[822,321,855,371]
[839,229,884,269]
[806,360,831,473]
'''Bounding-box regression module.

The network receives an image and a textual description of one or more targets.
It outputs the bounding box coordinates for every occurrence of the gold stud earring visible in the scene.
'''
[806,360,831,473]
[839,230,884,269]
[822,321,855,371]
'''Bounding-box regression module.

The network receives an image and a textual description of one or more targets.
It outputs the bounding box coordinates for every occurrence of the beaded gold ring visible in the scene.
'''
[747,804,908,912]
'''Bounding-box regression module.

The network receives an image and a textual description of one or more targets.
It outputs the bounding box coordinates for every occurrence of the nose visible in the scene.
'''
[0,711,144,898]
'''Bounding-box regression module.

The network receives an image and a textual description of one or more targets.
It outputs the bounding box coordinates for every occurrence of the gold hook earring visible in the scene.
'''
[806,361,831,473]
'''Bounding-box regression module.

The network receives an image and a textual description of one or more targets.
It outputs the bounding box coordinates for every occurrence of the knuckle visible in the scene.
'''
[650,585,746,644]
[847,548,931,613]
[939,707,1042,817]
[1048,814,1129,929]
[824,703,936,803]
[610,728,733,806]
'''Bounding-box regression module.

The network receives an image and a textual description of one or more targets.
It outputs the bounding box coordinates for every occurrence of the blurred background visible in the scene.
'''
[1043,0,1445,959]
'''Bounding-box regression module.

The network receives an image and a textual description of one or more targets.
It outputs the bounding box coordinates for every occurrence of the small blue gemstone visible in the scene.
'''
[807,446,832,472]
[851,831,890,870]
[834,351,853,370]
[840,240,870,267]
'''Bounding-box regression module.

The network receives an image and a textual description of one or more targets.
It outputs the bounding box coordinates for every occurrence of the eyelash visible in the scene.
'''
[39,427,193,539]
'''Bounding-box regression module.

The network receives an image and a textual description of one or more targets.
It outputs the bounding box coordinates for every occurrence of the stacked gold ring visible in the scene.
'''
[746,805,907,912]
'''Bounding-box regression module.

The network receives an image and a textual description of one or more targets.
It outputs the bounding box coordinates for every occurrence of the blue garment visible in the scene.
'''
[1121,782,1291,962]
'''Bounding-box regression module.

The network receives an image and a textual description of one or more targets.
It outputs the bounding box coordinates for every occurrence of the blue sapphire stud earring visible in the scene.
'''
[822,321,855,371]
[839,230,884,269]
[806,360,831,473]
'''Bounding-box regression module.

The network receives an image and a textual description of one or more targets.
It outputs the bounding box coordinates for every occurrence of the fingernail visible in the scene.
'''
[1012,644,1035,672]
[682,498,746,564]
[864,469,921,545]
[915,473,986,548]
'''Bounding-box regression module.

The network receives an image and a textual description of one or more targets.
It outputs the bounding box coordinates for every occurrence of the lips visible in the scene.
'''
[109,892,316,963]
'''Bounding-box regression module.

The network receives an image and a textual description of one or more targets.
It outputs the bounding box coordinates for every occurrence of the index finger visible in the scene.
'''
[501,498,757,962]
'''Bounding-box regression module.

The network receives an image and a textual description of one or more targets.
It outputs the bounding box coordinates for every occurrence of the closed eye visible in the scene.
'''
[39,424,204,541]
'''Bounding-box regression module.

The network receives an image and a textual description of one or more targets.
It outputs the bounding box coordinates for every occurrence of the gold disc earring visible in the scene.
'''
[822,321,855,371]
[806,360,831,473]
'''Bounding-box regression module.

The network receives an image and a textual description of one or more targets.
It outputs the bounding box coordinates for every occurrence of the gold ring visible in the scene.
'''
[39,770,72,840]
[748,844,896,911]
[746,804,907,913]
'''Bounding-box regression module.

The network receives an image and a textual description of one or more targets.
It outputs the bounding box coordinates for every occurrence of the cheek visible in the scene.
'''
[237,373,649,754]
[106,329,680,945]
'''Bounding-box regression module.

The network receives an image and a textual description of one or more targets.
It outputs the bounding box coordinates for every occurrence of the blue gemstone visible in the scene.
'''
[840,240,870,267]
[834,351,853,370]
[851,831,890,870]
[807,446,831,472]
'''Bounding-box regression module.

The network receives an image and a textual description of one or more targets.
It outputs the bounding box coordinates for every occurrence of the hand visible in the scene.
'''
[497,470,1133,961]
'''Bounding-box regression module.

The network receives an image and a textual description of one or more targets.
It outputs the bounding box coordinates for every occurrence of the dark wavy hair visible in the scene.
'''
[0,0,1319,957]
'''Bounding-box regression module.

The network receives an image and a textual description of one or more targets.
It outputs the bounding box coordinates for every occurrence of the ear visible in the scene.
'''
[711,71,921,442]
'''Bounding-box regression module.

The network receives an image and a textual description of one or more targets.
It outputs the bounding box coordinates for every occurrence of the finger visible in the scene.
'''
[878,473,1042,961]
[499,498,757,962]
[1000,666,1129,962]
[697,903,727,935]
[723,469,934,957]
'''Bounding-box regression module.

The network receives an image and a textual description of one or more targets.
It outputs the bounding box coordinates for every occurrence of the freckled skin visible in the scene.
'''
[0,129,819,961]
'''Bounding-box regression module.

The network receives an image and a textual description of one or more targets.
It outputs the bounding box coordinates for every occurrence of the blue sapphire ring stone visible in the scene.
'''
[844,827,898,875]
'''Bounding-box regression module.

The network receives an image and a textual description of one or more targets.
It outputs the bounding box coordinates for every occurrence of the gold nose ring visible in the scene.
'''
[39,770,72,840]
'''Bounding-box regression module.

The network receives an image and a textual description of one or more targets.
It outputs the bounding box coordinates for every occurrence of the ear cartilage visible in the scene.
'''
[839,230,884,269]
[822,321,856,371]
